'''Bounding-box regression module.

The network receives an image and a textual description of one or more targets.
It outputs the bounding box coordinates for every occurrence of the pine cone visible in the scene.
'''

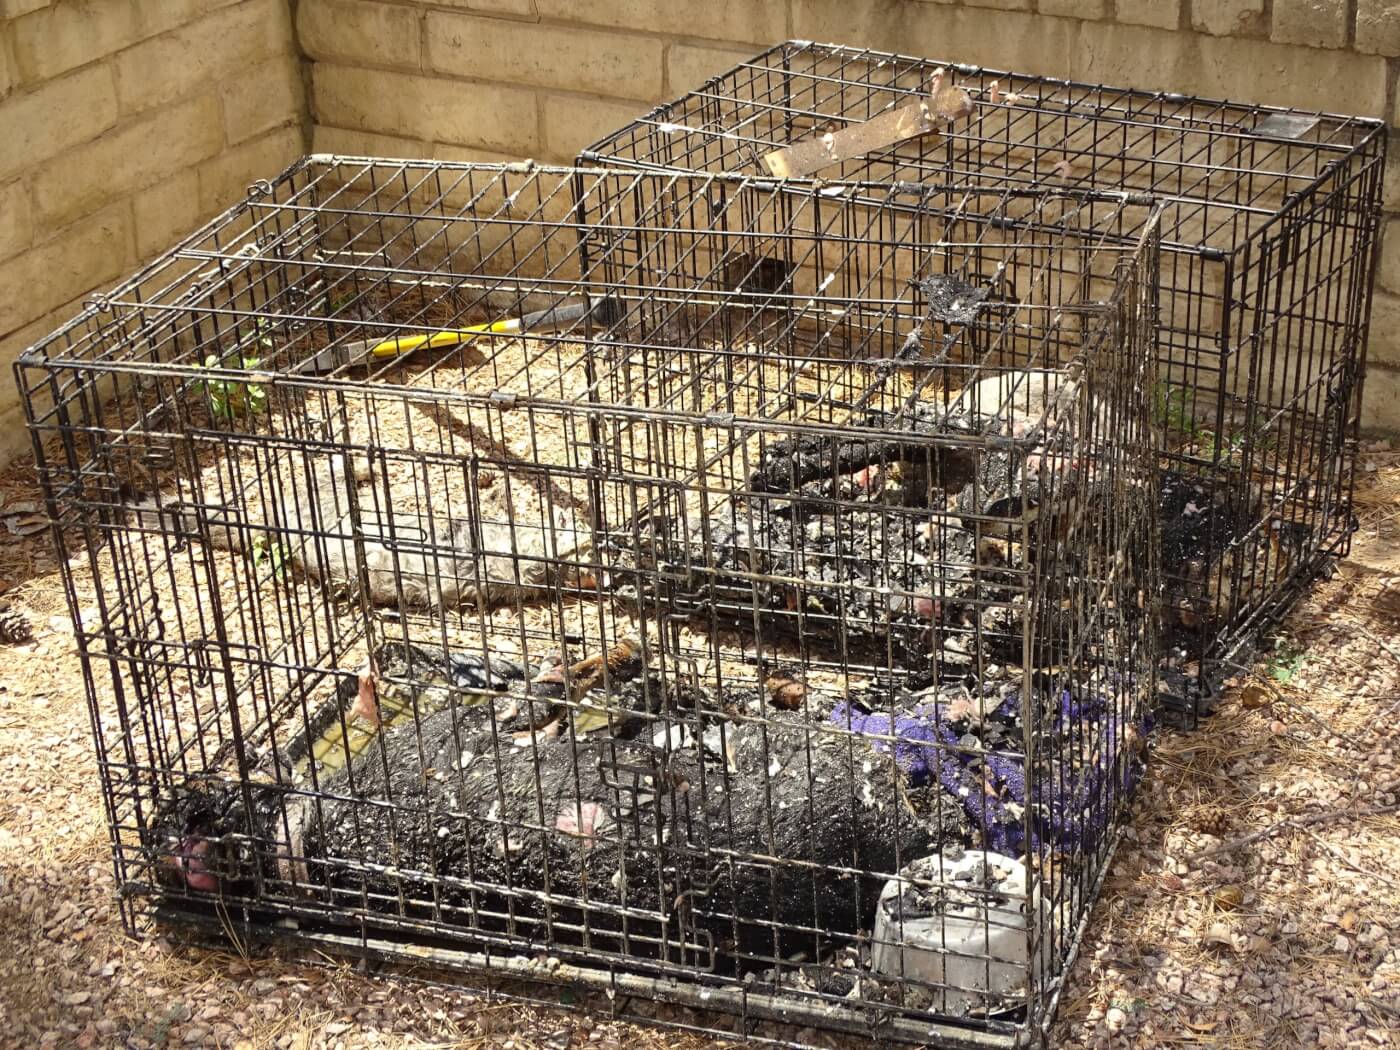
[0,605,32,645]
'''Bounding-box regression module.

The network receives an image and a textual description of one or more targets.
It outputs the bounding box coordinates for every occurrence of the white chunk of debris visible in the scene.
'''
[872,851,1047,1017]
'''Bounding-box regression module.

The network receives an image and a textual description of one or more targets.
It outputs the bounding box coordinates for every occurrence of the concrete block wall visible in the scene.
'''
[5,0,1400,442]
[0,0,306,461]
[295,0,1400,432]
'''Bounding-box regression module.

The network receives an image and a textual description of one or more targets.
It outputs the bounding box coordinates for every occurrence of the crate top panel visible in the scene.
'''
[17,159,1158,442]
[581,40,1384,256]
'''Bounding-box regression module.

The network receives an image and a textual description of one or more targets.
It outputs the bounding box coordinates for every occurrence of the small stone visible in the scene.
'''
[1105,1006,1127,1032]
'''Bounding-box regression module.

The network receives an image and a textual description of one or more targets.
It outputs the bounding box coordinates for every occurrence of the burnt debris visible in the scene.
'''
[32,162,1166,1041]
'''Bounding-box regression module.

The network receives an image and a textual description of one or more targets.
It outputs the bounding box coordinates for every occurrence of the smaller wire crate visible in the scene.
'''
[582,40,1387,717]
[18,160,1160,1047]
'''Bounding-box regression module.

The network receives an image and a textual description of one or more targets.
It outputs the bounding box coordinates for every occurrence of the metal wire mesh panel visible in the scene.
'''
[581,40,1386,716]
[17,160,1159,1046]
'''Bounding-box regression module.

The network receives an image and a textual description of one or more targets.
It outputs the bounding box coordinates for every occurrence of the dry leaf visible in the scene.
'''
[572,701,614,736]
[1240,682,1272,709]
[1213,885,1244,911]
[766,675,807,710]
[1340,910,1359,931]
[351,664,379,726]
[5,513,48,537]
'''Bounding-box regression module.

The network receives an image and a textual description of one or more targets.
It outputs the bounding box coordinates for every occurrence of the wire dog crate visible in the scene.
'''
[19,159,1160,1047]
[582,40,1387,713]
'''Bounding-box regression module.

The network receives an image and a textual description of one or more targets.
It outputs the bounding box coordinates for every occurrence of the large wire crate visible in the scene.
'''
[581,40,1387,711]
[18,159,1159,1047]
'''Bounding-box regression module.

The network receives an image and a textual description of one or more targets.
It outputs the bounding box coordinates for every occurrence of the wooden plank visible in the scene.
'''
[762,83,974,179]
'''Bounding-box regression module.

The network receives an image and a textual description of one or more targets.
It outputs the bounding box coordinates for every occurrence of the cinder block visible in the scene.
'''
[794,0,1078,76]
[427,0,538,16]
[298,0,423,71]
[134,0,250,37]
[11,0,138,83]
[1271,0,1347,49]
[30,94,224,233]
[312,65,541,154]
[427,11,663,100]
[1116,0,1179,28]
[668,43,759,94]
[0,403,33,466]
[0,181,32,259]
[197,126,304,214]
[532,0,785,46]
[0,293,82,378]
[1037,0,1109,18]
[1075,19,1387,117]
[133,168,203,258]
[0,65,119,182]
[789,0,907,53]
[0,36,12,100]
[1361,361,1400,432]
[1367,292,1400,365]
[0,204,129,339]
[540,93,648,160]
[1379,218,1400,295]
[1356,1,1400,56]
[11,0,250,84]
[222,55,305,145]
[115,0,295,114]
[1386,135,1400,208]
[1191,0,1266,35]
[432,142,524,163]
[0,0,51,16]
[312,125,430,158]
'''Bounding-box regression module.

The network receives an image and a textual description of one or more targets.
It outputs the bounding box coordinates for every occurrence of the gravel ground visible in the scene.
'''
[1,448,1397,1050]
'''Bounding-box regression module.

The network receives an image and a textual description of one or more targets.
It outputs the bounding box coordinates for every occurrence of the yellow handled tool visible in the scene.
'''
[296,295,621,375]
[367,316,527,359]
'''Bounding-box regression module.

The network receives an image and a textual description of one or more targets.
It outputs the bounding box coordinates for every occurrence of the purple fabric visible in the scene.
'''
[830,692,1149,856]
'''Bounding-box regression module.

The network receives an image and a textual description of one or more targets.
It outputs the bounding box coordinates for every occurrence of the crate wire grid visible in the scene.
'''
[19,159,1160,1047]
[582,40,1386,712]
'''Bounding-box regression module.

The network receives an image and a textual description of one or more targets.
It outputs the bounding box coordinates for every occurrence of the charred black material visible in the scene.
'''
[746,410,981,497]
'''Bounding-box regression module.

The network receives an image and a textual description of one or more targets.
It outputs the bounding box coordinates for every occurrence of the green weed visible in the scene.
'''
[1266,637,1307,684]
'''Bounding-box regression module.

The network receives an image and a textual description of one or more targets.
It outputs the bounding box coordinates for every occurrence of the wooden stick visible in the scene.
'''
[762,81,974,179]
